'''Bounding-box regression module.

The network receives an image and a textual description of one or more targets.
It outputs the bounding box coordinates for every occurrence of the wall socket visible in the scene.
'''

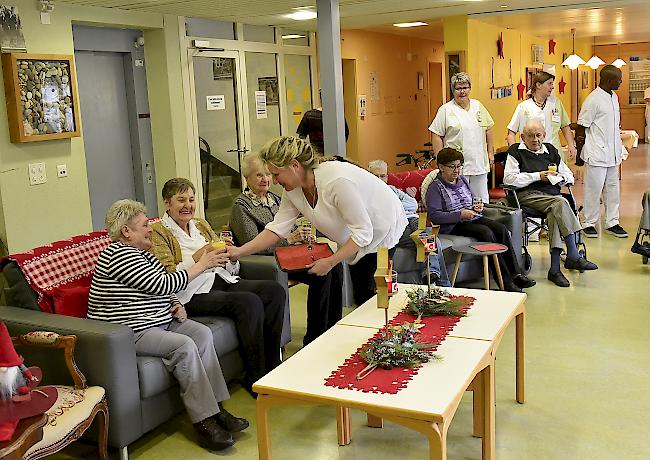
[57,164,68,178]
[28,163,47,185]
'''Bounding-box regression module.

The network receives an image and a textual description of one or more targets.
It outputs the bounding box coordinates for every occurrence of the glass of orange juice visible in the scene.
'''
[547,163,557,172]
[211,240,226,252]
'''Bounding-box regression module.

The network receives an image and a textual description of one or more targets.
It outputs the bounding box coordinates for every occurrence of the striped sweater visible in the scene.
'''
[88,242,189,333]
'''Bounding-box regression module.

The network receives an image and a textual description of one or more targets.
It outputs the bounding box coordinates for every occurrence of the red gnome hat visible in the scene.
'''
[0,323,23,367]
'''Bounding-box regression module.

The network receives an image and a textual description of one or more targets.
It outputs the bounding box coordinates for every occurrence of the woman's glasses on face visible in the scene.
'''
[442,164,463,171]
[454,86,471,93]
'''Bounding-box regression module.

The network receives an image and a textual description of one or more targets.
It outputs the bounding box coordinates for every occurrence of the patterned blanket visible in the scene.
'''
[1,231,111,313]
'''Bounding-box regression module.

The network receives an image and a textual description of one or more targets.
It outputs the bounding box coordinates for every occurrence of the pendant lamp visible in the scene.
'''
[612,43,626,68]
[585,36,605,69]
[562,28,585,70]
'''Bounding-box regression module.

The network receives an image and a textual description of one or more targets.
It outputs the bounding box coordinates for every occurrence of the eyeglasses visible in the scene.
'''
[454,86,471,92]
[441,164,463,171]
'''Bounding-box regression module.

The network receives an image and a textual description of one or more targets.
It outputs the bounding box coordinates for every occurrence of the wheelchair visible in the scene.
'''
[503,184,587,273]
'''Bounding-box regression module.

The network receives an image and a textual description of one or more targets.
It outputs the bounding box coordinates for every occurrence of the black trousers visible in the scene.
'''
[290,263,344,346]
[348,247,396,306]
[450,217,522,284]
[185,277,285,384]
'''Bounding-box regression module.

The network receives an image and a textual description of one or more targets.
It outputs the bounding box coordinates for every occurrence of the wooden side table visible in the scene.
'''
[0,414,48,460]
[451,243,508,290]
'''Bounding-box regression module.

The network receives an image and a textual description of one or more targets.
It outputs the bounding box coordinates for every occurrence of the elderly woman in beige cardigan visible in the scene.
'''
[150,178,285,396]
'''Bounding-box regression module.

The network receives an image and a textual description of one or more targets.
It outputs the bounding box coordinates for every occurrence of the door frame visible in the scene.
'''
[186,49,248,217]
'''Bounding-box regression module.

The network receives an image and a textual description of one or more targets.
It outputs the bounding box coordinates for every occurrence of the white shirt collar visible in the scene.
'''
[162,212,202,243]
[518,142,549,155]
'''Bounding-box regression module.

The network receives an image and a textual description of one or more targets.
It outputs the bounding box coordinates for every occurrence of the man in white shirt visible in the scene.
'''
[576,65,627,238]
[504,120,597,287]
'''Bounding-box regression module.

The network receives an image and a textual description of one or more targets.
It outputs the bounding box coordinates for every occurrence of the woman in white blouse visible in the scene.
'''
[507,71,576,162]
[429,72,495,203]
[227,136,407,307]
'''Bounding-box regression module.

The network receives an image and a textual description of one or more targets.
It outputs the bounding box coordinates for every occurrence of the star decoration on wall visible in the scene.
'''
[558,76,567,94]
[497,32,505,59]
[517,79,526,100]
[549,39,557,55]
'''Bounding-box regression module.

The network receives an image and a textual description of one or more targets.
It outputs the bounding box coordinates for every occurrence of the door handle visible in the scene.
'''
[226,148,249,153]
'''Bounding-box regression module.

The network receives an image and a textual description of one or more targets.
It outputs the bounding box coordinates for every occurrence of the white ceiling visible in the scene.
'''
[57,0,650,44]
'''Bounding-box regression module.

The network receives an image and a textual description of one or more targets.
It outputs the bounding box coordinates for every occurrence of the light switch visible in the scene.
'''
[28,163,47,185]
[57,164,68,178]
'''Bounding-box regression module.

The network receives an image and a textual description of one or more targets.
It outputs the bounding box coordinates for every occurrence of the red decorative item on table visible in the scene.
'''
[0,323,58,441]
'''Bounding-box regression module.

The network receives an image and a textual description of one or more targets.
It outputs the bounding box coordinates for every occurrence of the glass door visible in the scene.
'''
[192,50,247,230]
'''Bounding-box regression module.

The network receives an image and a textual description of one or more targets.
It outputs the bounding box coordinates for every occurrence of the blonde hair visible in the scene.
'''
[105,199,147,241]
[259,136,319,170]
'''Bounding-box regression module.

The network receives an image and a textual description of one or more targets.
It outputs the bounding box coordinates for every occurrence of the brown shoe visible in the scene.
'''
[194,417,234,451]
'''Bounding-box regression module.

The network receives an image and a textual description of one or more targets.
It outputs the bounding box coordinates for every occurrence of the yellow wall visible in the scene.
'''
[340,29,444,170]
[444,17,593,149]
[0,1,179,252]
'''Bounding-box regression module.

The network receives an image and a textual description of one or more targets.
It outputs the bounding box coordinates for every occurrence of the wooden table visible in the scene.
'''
[338,286,527,404]
[254,325,495,460]
[450,243,508,290]
[0,414,48,460]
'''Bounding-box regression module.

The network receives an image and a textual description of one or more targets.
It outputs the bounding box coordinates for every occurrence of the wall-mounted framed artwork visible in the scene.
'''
[1,53,81,143]
[445,51,466,100]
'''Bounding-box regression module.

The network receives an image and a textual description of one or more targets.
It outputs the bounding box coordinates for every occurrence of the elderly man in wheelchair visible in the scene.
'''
[504,120,598,287]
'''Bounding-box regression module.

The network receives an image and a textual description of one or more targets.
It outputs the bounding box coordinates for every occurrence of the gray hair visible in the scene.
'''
[451,72,471,89]
[522,119,546,136]
[367,159,387,171]
[105,199,147,241]
[241,152,267,179]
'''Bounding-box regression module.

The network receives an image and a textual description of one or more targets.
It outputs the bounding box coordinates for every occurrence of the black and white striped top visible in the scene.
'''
[88,242,189,333]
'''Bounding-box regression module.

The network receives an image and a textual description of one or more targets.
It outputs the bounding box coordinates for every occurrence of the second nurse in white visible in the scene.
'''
[429,72,494,203]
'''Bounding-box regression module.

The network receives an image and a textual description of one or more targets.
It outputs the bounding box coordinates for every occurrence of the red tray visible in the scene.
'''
[274,243,334,273]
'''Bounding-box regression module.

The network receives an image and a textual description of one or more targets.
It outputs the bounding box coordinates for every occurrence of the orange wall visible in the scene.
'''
[339,29,444,170]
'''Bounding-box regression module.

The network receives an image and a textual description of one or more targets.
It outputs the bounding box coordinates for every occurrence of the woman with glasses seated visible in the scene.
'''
[429,72,495,203]
[423,148,536,293]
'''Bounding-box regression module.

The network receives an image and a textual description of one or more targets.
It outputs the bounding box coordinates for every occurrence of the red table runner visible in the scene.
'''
[324,296,475,394]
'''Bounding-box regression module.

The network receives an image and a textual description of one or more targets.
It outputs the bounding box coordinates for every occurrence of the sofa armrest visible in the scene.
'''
[0,306,143,448]
[238,255,292,346]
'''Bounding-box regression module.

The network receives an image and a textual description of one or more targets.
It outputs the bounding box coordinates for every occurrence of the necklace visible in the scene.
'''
[533,96,547,109]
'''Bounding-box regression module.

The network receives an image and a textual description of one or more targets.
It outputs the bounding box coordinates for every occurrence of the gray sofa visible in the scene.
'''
[0,255,291,459]
[393,205,524,285]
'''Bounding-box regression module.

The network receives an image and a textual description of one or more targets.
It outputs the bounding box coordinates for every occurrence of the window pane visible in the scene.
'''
[281,30,309,46]
[284,54,313,135]
[185,18,235,40]
[243,24,275,44]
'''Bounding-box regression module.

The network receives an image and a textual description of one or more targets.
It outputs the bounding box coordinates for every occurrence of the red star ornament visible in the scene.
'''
[517,79,526,100]
[548,39,557,55]
[497,32,505,59]
[558,76,567,94]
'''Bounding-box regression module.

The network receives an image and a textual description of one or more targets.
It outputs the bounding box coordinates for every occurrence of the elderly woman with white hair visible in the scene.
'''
[88,199,248,452]
[229,153,343,346]
[429,72,495,203]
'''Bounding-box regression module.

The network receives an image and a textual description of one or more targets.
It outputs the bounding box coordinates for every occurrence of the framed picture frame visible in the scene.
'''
[445,51,466,101]
[1,53,81,143]
[581,70,589,89]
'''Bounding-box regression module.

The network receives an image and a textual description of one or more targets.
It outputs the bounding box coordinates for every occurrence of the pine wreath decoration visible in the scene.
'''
[356,322,441,379]
[404,287,467,318]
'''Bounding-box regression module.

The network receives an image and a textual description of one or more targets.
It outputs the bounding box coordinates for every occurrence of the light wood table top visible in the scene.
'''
[254,324,492,424]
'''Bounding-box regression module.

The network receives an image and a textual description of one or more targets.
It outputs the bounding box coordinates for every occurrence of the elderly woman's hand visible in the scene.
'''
[287,226,313,245]
[196,249,229,271]
[171,302,187,322]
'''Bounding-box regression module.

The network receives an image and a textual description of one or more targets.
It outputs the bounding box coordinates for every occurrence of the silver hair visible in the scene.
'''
[367,159,387,171]
[451,72,472,89]
[105,199,147,242]
[241,152,266,179]
[522,118,545,135]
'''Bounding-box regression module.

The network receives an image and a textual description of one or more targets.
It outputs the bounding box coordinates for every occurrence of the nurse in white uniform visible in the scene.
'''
[429,72,494,203]
[507,71,576,162]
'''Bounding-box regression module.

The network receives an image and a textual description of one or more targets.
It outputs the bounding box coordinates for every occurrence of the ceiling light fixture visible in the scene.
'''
[282,34,306,39]
[585,36,605,70]
[561,28,585,70]
[286,10,317,20]
[612,42,626,68]
[393,21,429,28]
